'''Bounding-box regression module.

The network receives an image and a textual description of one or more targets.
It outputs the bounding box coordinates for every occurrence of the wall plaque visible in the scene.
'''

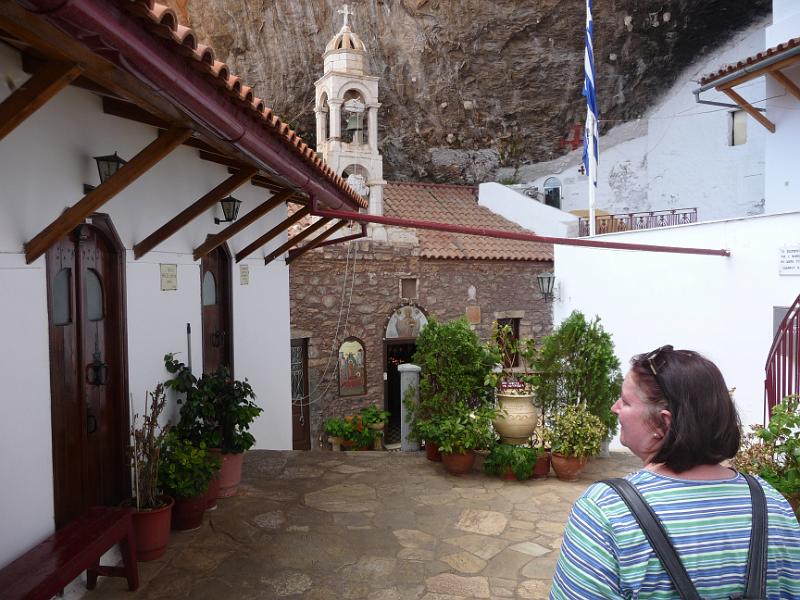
[779,244,800,275]
[240,264,250,285]
[160,263,177,291]
[465,305,481,324]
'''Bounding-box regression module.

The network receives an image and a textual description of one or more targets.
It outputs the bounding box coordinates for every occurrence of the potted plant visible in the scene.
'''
[533,311,622,447]
[324,417,351,451]
[434,403,497,475]
[484,444,543,481]
[158,432,221,531]
[129,383,173,561]
[733,395,800,516]
[408,317,496,461]
[165,354,263,499]
[359,405,390,450]
[323,416,376,450]
[485,322,540,445]
[547,404,605,481]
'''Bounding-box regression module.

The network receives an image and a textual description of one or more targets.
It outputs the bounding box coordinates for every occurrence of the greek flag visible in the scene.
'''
[582,0,598,233]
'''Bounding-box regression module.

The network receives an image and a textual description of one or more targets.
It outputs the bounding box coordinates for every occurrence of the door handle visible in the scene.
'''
[211,330,226,348]
[86,406,98,434]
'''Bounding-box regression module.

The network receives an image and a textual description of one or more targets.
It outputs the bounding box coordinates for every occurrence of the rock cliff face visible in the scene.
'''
[166,0,769,184]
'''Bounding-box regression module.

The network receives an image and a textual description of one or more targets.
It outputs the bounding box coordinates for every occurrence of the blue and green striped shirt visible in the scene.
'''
[550,469,800,599]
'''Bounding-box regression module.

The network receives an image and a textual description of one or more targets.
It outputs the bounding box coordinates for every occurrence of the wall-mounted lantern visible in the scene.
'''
[84,151,128,194]
[215,196,242,224]
[536,271,556,301]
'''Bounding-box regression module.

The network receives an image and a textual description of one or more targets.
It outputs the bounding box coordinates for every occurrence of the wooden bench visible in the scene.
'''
[0,506,139,600]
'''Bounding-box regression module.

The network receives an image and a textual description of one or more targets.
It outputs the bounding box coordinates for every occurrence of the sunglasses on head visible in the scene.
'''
[645,345,674,377]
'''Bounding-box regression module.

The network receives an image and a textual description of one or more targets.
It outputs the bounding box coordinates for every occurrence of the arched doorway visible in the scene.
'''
[383,305,428,445]
[46,215,129,528]
[201,245,233,374]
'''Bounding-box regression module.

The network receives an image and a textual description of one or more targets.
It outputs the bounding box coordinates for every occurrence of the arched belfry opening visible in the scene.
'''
[315,3,385,218]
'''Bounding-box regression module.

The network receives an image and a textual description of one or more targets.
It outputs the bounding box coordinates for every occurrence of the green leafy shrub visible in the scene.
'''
[484,444,542,480]
[534,311,621,438]
[359,405,390,425]
[158,432,220,499]
[165,354,262,454]
[324,416,376,448]
[547,404,605,459]
[433,404,497,454]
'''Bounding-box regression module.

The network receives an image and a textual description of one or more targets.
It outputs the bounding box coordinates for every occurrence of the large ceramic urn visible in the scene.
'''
[492,391,540,445]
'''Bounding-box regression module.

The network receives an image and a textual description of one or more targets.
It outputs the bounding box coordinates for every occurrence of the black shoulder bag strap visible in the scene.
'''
[601,474,767,600]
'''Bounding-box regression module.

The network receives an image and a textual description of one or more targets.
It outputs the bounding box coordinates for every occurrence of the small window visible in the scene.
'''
[543,177,562,209]
[496,318,521,367]
[202,271,217,306]
[401,278,417,299]
[85,269,104,322]
[53,268,71,326]
[731,110,747,146]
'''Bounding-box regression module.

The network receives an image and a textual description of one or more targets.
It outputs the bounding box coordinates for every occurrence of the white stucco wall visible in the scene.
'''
[553,212,800,450]
[503,19,768,222]
[0,45,293,567]
[477,182,579,238]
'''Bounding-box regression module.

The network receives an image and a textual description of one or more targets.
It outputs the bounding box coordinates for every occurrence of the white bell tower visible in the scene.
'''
[315,4,385,221]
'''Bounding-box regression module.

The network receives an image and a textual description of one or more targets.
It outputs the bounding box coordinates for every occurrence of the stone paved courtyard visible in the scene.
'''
[82,450,640,600]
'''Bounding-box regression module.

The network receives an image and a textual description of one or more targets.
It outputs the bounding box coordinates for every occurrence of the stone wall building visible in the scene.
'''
[290,181,553,449]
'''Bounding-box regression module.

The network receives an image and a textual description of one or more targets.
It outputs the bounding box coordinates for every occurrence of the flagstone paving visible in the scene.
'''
[81,450,640,600]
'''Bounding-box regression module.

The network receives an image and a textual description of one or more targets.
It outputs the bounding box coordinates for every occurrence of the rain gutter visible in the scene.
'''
[311,208,731,257]
[17,0,355,211]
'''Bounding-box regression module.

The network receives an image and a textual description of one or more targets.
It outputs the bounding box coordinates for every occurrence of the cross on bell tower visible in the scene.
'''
[337,4,353,28]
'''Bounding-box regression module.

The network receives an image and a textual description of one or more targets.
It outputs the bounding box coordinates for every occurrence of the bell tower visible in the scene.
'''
[315,4,385,220]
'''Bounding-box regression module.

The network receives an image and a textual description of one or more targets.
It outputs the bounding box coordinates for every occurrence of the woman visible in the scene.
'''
[550,346,800,599]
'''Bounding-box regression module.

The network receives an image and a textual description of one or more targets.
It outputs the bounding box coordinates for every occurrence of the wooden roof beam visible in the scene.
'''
[285,220,349,265]
[235,207,311,263]
[721,88,776,133]
[24,125,192,263]
[769,70,800,103]
[0,61,82,142]
[264,218,333,266]
[133,167,258,259]
[194,188,297,261]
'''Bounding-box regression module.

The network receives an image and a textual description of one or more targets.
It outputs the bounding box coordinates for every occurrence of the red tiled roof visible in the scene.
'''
[383,182,552,261]
[699,36,800,86]
[117,1,367,209]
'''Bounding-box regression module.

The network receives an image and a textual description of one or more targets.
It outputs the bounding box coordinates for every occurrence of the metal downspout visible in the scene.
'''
[311,208,731,257]
[16,0,351,211]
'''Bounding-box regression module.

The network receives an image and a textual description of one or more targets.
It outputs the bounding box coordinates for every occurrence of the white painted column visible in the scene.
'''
[315,108,328,147]
[367,104,380,151]
[328,99,343,140]
[398,363,421,451]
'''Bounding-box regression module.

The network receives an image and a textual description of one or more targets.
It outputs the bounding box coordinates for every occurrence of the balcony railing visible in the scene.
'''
[765,293,800,421]
[578,208,698,237]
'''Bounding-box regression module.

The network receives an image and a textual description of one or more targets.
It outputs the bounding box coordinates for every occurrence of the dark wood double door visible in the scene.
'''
[47,220,127,528]
[201,246,233,374]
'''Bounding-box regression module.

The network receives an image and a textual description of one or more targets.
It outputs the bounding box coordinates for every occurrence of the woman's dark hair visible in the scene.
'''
[630,347,740,473]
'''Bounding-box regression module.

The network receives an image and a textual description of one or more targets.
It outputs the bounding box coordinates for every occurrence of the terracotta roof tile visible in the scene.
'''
[383,182,552,262]
[700,36,800,86]
[116,0,367,209]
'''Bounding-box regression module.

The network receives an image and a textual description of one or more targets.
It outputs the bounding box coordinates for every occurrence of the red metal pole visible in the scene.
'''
[311,208,731,257]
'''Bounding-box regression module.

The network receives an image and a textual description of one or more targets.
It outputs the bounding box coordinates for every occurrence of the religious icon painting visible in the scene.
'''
[338,337,366,397]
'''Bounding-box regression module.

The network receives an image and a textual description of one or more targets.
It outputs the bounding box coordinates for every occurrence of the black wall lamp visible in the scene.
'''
[215,196,242,224]
[83,151,128,194]
[536,271,556,301]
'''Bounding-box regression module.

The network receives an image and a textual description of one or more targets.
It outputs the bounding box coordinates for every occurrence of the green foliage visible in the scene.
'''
[533,311,621,438]
[737,395,800,499]
[158,432,220,499]
[359,405,390,425]
[323,416,376,448]
[409,316,496,441]
[484,444,542,480]
[484,321,538,395]
[130,383,171,510]
[164,354,262,454]
[433,403,497,455]
[547,404,605,459]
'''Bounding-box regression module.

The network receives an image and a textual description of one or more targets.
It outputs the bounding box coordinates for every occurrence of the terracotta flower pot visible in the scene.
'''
[441,450,475,475]
[218,451,244,498]
[131,496,174,561]
[425,440,442,462]
[172,494,207,531]
[501,468,518,481]
[206,448,222,510]
[532,451,551,479]
[551,453,588,482]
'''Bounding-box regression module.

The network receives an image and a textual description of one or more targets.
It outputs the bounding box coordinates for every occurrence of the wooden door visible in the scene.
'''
[291,339,311,450]
[201,246,233,374]
[47,221,128,528]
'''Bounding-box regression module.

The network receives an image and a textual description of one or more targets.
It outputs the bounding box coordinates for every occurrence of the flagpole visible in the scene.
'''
[583,0,598,236]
